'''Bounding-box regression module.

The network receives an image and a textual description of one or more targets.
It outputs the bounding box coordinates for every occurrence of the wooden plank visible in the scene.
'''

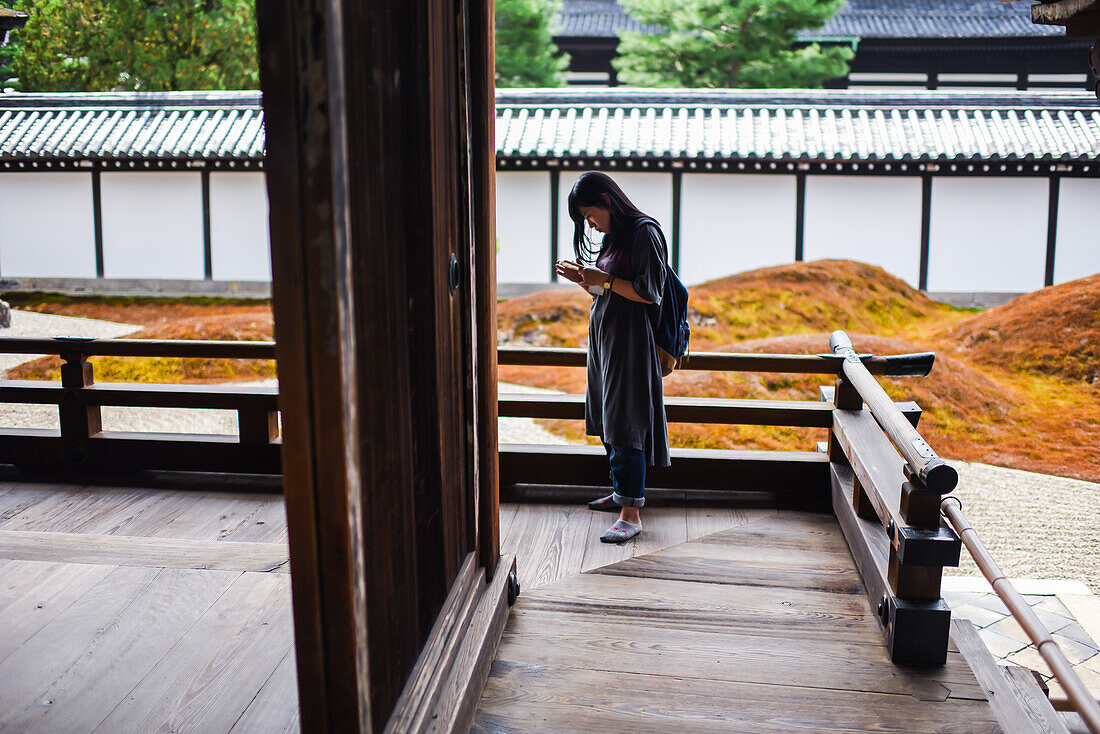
[92,571,293,733]
[496,347,935,377]
[502,503,597,589]
[595,543,865,595]
[494,608,986,701]
[469,0,501,581]
[217,497,289,543]
[254,0,370,727]
[148,492,274,541]
[386,554,481,733]
[229,648,301,734]
[0,337,276,360]
[431,555,517,733]
[500,443,829,502]
[1002,666,1071,734]
[0,430,281,475]
[0,380,279,410]
[474,663,1001,733]
[0,530,289,572]
[0,567,240,733]
[0,565,161,711]
[522,572,876,640]
[0,485,157,533]
[0,561,116,665]
[0,484,65,525]
[833,462,952,666]
[952,618,1070,734]
[499,393,834,427]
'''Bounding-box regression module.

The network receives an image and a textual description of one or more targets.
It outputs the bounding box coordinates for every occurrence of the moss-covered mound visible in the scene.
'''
[939,272,1100,386]
[8,312,276,384]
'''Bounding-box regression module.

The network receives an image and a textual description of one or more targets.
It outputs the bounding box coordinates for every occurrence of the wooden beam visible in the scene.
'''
[468,0,501,581]
[501,443,829,507]
[0,429,280,475]
[497,347,936,377]
[500,393,835,426]
[832,461,951,666]
[952,618,1070,734]
[255,0,371,730]
[1032,0,1100,25]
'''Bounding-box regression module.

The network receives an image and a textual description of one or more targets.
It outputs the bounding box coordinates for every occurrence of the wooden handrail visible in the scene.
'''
[0,337,276,360]
[498,345,935,376]
[830,331,957,493]
[0,339,934,378]
[942,496,1100,734]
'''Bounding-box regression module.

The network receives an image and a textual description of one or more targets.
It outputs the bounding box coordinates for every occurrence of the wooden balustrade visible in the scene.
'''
[0,338,280,475]
[0,335,963,667]
[826,330,961,666]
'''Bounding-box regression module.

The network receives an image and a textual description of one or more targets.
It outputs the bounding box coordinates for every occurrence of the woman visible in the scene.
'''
[554,171,670,544]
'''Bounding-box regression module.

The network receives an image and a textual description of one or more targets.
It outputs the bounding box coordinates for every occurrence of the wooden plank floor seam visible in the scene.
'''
[477,508,1003,733]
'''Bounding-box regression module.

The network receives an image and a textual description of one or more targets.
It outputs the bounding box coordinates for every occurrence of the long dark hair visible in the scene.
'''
[567,171,653,263]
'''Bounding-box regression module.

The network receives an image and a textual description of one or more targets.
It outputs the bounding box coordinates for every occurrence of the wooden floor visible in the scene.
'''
[0,479,297,734]
[0,480,751,733]
[0,480,1013,733]
[476,508,1005,733]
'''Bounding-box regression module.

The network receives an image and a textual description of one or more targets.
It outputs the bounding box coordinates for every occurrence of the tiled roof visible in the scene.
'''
[495,88,1100,164]
[555,0,1063,40]
[3,89,1099,167]
[0,91,264,162]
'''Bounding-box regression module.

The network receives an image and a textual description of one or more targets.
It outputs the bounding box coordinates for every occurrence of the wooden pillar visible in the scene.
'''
[256,0,497,731]
[58,351,101,463]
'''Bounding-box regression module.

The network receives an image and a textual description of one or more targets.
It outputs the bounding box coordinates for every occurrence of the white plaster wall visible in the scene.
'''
[557,171,673,271]
[101,172,205,279]
[0,173,97,278]
[680,174,796,285]
[210,173,271,281]
[495,171,551,283]
[1054,178,1100,285]
[928,177,1048,292]
[803,176,923,286]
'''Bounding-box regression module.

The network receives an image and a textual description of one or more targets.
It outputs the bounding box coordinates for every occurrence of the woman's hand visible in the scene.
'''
[554,259,585,284]
[578,266,609,287]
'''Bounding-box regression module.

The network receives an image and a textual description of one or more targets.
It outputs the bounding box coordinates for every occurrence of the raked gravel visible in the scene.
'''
[1,311,1096,592]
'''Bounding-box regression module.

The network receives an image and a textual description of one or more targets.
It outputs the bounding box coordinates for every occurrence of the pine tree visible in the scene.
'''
[496,0,569,88]
[6,0,258,92]
[614,0,853,88]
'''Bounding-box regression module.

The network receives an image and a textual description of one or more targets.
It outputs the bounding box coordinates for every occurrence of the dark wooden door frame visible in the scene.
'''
[256,0,501,731]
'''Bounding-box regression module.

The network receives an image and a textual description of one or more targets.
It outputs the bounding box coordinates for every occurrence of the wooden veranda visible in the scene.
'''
[4,0,1100,731]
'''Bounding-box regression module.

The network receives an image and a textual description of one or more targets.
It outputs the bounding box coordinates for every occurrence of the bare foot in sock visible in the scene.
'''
[600,518,641,544]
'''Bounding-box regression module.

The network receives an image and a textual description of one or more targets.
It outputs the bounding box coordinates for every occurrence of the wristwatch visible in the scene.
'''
[603,275,614,290]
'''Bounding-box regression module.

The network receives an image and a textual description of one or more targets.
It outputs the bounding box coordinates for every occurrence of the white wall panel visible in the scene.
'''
[558,171,673,271]
[496,171,551,283]
[210,172,271,281]
[928,177,1047,292]
[0,173,97,278]
[1054,178,1100,285]
[804,176,922,286]
[680,174,796,285]
[101,172,205,279]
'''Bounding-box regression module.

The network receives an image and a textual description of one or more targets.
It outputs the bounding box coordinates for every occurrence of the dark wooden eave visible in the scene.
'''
[1033,0,1100,38]
[0,7,29,35]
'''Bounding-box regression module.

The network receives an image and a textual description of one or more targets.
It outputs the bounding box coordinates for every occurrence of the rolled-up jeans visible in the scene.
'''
[606,444,646,508]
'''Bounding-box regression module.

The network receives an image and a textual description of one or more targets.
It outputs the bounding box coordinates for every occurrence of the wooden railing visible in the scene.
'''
[0,337,280,475]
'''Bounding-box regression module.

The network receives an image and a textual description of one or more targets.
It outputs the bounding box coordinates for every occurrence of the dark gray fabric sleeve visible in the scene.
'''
[629,223,667,306]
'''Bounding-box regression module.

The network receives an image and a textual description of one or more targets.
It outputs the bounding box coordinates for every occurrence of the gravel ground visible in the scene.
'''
[0,309,140,374]
[2,312,1096,593]
[946,459,1100,595]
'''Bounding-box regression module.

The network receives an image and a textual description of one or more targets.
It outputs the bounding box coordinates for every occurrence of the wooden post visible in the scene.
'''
[58,352,101,463]
[237,409,280,444]
[468,0,501,580]
[257,0,495,730]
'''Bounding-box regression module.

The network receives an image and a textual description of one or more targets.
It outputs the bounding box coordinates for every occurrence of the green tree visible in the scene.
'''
[614,0,853,88]
[496,0,569,87]
[6,0,258,92]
